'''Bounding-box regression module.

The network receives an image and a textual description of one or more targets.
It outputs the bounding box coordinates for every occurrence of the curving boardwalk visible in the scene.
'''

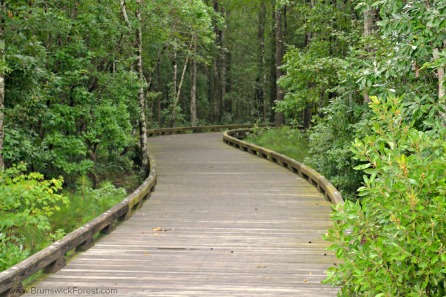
[25,133,338,296]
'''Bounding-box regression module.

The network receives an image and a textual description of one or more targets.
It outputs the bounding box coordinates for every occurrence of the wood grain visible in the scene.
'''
[24,133,338,296]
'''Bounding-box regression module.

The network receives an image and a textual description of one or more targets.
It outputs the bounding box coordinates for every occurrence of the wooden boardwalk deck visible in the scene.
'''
[26,133,338,296]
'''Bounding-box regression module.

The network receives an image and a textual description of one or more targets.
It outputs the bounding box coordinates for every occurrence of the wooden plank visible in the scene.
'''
[24,133,338,296]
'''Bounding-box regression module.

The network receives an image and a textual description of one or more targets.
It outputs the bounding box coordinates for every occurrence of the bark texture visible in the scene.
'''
[0,0,5,170]
[190,38,197,126]
[274,4,285,127]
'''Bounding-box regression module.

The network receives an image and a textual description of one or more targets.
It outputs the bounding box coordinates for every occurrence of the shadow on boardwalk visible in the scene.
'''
[26,132,338,297]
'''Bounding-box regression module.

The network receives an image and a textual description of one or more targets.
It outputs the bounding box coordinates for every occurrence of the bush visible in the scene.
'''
[305,98,368,199]
[0,163,67,235]
[324,95,446,296]
[0,164,67,271]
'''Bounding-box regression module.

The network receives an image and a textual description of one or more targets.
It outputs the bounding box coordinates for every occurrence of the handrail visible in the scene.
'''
[147,124,268,137]
[0,124,342,296]
[0,124,266,297]
[223,128,343,205]
[0,151,157,296]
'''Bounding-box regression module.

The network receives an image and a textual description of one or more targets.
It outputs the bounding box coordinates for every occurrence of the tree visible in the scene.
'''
[255,0,267,121]
[136,0,149,170]
[0,0,5,170]
[190,36,198,125]
[274,2,285,127]
[121,0,149,170]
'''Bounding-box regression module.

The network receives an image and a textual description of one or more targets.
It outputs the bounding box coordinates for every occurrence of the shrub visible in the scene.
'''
[0,164,67,271]
[0,163,67,235]
[305,98,368,199]
[324,95,446,296]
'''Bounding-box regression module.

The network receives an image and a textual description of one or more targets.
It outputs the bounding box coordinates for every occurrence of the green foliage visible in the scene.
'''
[0,233,29,272]
[0,163,67,233]
[3,0,139,182]
[50,180,127,234]
[245,126,308,162]
[324,95,446,296]
[0,164,67,271]
[277,49,345,120]
[305,98,368,200]
[276,0,360,120]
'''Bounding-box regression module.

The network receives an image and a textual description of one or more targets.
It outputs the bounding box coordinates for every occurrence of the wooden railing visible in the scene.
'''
[0,124,341,297]
[0,124,263,297]
[147,124,265,137]
[0,149,157,297]
[223,128,343,205]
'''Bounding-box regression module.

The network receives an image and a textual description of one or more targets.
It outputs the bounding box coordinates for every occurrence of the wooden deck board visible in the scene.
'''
[25,132,338,296]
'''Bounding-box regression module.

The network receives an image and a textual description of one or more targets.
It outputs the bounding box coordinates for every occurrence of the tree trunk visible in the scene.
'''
[136,0,149,171]
[212,0,222,122]
[274,4,285,127]
[255,0,266,121]
[363,6,376,103]
[0,0,4,169]
[121,0,149,170]
[433,48,445,99]
[269,0,277,123]
[172,49,177,106]
[303,103,312,129]
[220,9,227,117]
[433,45,446,118]
[190,38,197,126]
[170,51,190,127]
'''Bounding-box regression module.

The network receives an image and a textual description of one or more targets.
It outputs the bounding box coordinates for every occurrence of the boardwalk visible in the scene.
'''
[26,133,338,296]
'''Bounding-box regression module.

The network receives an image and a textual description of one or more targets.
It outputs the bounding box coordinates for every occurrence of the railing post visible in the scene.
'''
[75,237,95,252]
[100,223,116,235]
[43,256,66,274]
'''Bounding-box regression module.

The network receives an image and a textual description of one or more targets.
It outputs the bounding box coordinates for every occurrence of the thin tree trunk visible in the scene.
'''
[172,49,177,104]
[269,0,277,123]
[170,51,190,127]
[121,0,148,170]
[255,0,266,120]
[190,37,197,126]
[213,0,222,122]
[433,45,446,118]
[220,10,226,117]
[275,4,285,127]
[303,103,312,129]
[136,0,148,171]
[363,6,375,103]
[0,0,5,169]
[433,48,445,99]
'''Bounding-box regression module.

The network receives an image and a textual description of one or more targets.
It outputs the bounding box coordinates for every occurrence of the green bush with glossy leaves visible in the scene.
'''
[324,95,446,296]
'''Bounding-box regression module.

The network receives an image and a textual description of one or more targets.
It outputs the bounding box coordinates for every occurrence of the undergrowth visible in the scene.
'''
[1,174,129,272]
[246,126,308,162]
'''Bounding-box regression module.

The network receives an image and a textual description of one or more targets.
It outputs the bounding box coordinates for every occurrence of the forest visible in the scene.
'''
[1,0,445,295]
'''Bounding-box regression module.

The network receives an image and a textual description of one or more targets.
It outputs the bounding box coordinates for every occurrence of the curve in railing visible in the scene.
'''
[0,124,340,297]
[223,128,343,205]
[0,151,157,297]
[147,124,267,137]
[0,124,263,297]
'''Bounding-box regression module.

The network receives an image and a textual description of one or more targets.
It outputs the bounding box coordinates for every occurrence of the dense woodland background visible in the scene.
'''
[1,0,446,295]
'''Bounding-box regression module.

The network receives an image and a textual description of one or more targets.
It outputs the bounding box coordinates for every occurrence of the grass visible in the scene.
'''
[245,126,309,162]
[49,181,128,237]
